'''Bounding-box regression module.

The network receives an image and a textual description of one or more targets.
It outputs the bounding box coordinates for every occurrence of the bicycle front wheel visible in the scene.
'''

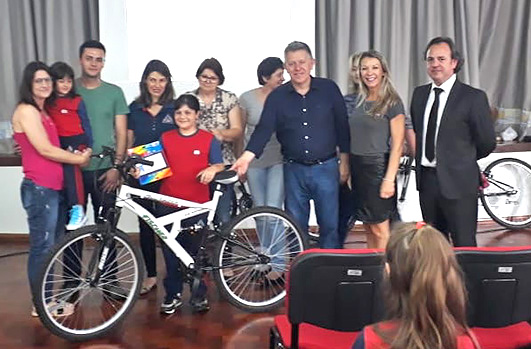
[34,225,143,341]
[213,206,307,312]
[480,158,531,229]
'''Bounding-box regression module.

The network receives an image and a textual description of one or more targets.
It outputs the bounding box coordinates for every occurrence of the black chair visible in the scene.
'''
[455,246,531,348]
[270,248,385,349]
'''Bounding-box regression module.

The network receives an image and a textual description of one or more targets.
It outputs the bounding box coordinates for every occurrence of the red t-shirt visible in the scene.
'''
[159,129,215,203]
[46,96,84,137]
[360,321,476,349]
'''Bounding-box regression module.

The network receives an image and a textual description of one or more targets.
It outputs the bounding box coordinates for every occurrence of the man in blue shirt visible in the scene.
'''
[233,41,350,248]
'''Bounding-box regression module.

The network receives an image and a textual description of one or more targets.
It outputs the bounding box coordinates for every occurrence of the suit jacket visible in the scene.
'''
[410,80,496,199]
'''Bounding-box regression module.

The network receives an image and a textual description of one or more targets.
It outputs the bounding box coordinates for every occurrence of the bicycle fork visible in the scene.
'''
[87,208,120,287]
[85,232,115,287]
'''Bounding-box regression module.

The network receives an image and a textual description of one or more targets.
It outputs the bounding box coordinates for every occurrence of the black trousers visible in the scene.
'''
[82,168,117,222]
[59,134,89,207]
[419,167,478,247]
[131,179,161,278]
[63,169,119,285]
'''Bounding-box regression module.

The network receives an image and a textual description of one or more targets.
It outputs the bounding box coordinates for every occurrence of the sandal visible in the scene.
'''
[258,271,285,288]
[32,301,75,318]
[139,283,157,295]
[48,301,75,317]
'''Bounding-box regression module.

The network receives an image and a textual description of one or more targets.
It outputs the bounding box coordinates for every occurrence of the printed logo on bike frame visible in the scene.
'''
[142,215,167,239]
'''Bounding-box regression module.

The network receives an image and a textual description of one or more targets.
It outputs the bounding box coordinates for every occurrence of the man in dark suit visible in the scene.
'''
[410,37,496,246]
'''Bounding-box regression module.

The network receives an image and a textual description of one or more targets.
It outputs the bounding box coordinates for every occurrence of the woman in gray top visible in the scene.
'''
[239,57,285,281]
[345,50,405,249]
[240,57,285,208]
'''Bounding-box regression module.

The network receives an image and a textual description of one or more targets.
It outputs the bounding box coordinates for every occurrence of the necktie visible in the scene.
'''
[425,87,443,162]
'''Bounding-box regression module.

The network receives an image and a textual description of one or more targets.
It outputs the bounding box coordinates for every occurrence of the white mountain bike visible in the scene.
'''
[34,147,307,341]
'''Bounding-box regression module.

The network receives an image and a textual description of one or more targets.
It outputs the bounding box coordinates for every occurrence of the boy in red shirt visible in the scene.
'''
[135,94,224,314]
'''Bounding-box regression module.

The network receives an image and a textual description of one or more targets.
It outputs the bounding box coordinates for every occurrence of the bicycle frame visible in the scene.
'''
[114,182,224,269]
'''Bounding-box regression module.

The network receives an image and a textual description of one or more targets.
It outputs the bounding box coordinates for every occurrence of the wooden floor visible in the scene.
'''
[1,222,530,349]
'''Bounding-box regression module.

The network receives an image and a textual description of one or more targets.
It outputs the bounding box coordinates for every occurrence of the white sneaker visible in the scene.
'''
[66,205,87,230]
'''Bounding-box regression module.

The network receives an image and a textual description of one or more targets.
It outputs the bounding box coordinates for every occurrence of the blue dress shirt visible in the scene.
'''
[246,77,350,162]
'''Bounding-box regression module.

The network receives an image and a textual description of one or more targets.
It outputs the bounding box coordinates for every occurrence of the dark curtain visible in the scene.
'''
[316,0,531,139]
[0,0,99,153]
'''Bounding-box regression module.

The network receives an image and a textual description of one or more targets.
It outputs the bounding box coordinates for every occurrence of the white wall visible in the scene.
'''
[3,151,529,233]
[99,0,316,104]
[0,166,137,234]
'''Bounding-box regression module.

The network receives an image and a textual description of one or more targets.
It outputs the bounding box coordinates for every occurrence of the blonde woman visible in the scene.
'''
[352,223,479,348]
[348,52,363,94]
[346,50,405,249]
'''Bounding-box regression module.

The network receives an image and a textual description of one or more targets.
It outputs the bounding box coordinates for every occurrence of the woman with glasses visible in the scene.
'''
[126,59,177,295]
[189,58,242,225]
[11,62,91,316]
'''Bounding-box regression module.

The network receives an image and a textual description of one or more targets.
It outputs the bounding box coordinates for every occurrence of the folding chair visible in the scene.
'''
[270,248,385,349]
[456,246,531,349]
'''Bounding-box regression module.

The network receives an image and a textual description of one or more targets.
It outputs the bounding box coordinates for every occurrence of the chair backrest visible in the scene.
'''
[287,248,385,332]
[455,246,531,327]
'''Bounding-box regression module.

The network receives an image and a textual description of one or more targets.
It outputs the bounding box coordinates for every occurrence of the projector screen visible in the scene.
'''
[99,0,315,103]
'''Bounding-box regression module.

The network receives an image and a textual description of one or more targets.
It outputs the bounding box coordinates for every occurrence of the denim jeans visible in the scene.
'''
[284,158,340,248]
[247,163,284,208]
[247,163,285,270]
[21,178,66,298]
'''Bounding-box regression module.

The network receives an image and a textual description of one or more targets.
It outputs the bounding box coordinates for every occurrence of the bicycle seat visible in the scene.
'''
[214,170,239,185]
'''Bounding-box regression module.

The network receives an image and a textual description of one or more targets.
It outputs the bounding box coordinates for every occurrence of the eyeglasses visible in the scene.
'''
[199,74,219,83]
[34,77,52,85]
[84,55,105,63]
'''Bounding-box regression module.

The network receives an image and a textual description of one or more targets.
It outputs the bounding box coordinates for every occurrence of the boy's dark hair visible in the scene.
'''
[136,59,174,107]
[49,61,78,102]
[195,58,225,85]
[424,36,464,73]
[79,40,106,58]
[257,57,284,85]
[19,61,51,111]
[173,94,200,113]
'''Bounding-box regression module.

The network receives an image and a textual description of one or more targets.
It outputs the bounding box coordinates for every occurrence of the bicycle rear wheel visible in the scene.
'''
[480,158,531,229]
[213,206,307,312]
[34,225,143,341]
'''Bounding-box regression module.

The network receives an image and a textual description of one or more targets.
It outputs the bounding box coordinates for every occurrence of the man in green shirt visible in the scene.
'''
[76,40,129,221]
[63,40,129,301]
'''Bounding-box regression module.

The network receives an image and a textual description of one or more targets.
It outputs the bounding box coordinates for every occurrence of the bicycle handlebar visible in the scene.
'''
[129,155,154,167]
[91,146,154,175]
[91,146,116,160]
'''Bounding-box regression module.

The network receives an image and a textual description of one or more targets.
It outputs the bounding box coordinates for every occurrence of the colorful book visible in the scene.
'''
[127,141,172,185]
